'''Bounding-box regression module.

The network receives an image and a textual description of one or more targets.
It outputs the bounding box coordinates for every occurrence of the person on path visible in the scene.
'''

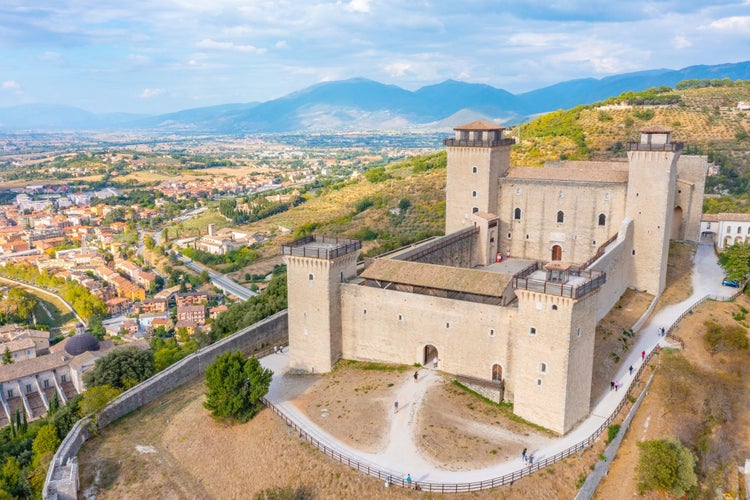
[610,380,615,391]
[528,454,534,465]
[414,371,418,382]
[629,365,633,376]
[614,380,619,391]
[433,357,438,369]
[641,350,646,361]
[406,474,412,487]
[394,400,398,413]
[521,448,527,462]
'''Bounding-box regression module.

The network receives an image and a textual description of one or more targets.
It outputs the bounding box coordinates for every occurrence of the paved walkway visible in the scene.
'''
[261,241,731,485]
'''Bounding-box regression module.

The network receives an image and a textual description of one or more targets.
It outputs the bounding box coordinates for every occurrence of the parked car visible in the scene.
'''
[722,279,740,288]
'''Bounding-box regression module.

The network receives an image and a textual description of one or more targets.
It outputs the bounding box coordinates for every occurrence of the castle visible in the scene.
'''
[282,121,707,434]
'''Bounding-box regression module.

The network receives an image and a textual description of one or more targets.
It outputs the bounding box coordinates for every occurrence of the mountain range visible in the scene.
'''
[2,61,750,134]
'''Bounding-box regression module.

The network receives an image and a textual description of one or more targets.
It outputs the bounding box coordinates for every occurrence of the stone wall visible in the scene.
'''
[591,218,635,321]
[44,310,288,499]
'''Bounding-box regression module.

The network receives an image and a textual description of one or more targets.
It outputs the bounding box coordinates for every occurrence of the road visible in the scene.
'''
[175,253,257,301]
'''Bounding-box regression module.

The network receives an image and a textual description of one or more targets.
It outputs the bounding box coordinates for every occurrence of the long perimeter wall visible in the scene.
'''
[44,310,288,500]
[591,218,635,321]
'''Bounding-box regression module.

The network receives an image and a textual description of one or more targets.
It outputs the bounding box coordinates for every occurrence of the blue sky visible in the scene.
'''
[1,0,749,114]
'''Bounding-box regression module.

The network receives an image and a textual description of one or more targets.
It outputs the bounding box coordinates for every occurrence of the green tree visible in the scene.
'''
[1,348,11,365]
[144,234,156,250]
[79,385,122,416]
[88,314,106,340]
[203,351,273,422]
[718,242,750,281]
[82,347,155,390]
[636,437,697,496]
[31,424,61,467]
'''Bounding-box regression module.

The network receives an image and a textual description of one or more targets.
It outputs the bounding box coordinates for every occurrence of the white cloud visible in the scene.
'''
[344,0,370,13]
[672,35,692,49]
[128,54,151,64]
[196,38,266,53]
[275,40,288,49]
[139,88,164,98]
[39,51,64,64]
[706,16,750,31]
[2,81,21,91]
[383,62,412,77]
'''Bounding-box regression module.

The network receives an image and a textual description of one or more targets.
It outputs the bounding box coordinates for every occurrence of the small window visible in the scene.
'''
[398,314,403,321]
[515,188,521,195]
[507,232,512,239]
[472,166,478,173]
[514,208,521,220]
[539,362,547,373]
[576,327,582,338]
[592,240,597,246]
[43,379,50,388]
[551,304,558,311]
[25,384,32,394]
[738,227,742,234]
[537,379,542,387]
[472,190,477,198]
[363,309,366,315]
[559,191,564,199]
[678,189,682,194]
[604,193,610,201]
[526,234,529,239]
[489,328,495,337]
[308,273,314,281]
[7,390,12,398]
[61,375,67,382]
[472,207,479,213]
[446,322,450,329]
[598,213,606,226]
[727,226,732,234]
[26,349,30,356]
[529,327,536,336]
[632,250,636,256]
[557,211,564,223]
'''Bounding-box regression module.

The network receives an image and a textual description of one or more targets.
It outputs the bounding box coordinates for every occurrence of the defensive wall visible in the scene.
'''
[44,310,288,500]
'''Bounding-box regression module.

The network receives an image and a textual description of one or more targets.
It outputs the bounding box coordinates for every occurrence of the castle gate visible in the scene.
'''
[424,345,438,367]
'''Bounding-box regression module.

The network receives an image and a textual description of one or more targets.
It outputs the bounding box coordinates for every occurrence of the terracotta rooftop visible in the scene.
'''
[718,213,750,222]
[506,164,629,183]
[360,259,513,297]
[453,120,504,131]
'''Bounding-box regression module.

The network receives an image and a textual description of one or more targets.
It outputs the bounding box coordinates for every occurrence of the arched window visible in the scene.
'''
[472,190,477,198]
[557,211,564,223]
[598,213,606,226]
[492,364,503,382]
[727,226,732,234]
[472,166,478,174]
[472,207,479,213]
[514,208,521,220]
[739,226,743,234]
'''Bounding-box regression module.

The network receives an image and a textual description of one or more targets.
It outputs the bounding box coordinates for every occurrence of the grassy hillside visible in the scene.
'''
[512,80,750,195]
[244,152,447,257]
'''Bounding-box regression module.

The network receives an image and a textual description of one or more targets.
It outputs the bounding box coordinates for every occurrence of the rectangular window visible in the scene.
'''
[529,327,536,336]
[308,274,314,281]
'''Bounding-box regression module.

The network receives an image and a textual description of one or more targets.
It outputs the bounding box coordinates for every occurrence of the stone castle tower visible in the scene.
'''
[625,126,680,295]
[444,121,514,235]
[282,236,360,373]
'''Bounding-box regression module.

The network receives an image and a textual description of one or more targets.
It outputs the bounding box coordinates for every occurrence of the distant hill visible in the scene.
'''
[2,61,750,133]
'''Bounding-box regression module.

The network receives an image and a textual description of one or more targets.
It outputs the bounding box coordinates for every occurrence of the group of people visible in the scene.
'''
[520,448,534,465]
[274,345,284,354]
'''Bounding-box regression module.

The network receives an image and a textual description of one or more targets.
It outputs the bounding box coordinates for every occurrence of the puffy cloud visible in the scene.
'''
[344,0,370,13]
[2,81,21,91]
[672,36,692,49]
[707,16,750,31]
[139,88,164,98]
[196,38,266,53]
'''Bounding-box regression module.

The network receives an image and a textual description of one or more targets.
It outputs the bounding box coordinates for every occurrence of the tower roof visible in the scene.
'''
[453,120,504,131]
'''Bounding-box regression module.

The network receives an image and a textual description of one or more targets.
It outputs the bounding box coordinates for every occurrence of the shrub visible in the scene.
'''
[703,320,749,353]
[606,424,621,444]
[636,438,697,496]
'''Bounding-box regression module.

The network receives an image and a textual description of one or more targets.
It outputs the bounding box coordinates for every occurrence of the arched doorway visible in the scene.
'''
[551,245,562,261]
[671,206,683,240]
[424,345,438,367]
[491,364,503,382]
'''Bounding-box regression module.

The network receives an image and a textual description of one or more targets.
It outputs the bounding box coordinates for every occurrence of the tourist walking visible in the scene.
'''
[394,400,398,413]
[629,365,633,376]
[641,350,646,361]
[414,371,419,382]
[406,473,412,487]
[521,447,527,462]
